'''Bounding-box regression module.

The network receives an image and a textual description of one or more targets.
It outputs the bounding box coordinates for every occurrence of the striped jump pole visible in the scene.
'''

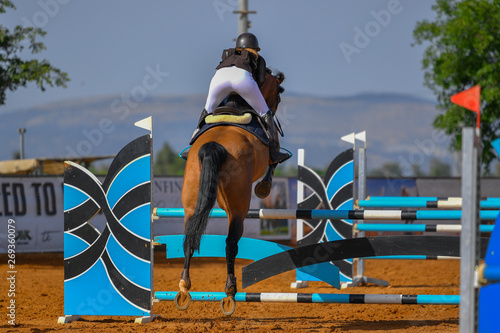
[155,291,459,305]
[364,255,460,260]
[361,196,500,201]
[154,208,499,220]
[358,197,500,209]
[355,223,495,233]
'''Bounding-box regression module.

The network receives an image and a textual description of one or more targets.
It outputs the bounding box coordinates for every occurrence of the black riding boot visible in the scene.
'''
[196,109,209,131]
[183,109,209,160]
[261,111,290,164]
[190,109,209,140]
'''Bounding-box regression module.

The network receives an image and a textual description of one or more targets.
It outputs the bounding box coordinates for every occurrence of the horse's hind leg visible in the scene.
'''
[180,228,194,293]
[225,216,244,295]
[221,214,244,315]
[175,211,195,310]
[254,163,277,198]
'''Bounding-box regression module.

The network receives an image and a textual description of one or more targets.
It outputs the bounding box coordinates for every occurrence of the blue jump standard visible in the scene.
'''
[480,196,500,332]
[154,208,499,220]
[155,291,460,305]
[484,265,500,282]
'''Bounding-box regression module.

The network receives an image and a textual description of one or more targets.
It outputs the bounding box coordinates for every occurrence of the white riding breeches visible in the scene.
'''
[204,66,269,116]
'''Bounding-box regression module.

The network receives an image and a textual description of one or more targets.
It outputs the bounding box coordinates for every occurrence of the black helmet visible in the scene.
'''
[236,33,260,51]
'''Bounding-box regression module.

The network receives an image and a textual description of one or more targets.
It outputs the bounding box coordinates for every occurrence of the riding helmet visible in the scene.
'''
[236,33,260,51]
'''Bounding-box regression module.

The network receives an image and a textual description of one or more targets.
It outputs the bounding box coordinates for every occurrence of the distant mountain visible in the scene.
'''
[0,92,455,175]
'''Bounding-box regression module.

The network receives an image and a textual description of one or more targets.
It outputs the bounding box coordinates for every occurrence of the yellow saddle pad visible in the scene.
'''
[205,113,252,125]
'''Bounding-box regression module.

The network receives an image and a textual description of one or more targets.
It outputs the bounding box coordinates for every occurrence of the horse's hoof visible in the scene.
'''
[220,296,236,316]
[254,181,271,199]
[174,291,192,311]
[179,275,191,292]
[225,274,237,295]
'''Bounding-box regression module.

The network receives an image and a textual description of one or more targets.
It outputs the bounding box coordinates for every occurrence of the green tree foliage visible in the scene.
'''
[274,165,298,177]
[428,158,452,177]
[411,163,426,177]
[413,0,500,170]
[368,162,403,178]
[11,149,20,159]
[153,142,185,176]
[0,1,69,105]
[89,162,110,176]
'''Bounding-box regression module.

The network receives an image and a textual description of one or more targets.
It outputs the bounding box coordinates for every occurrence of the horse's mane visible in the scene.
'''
[266,67,285,93]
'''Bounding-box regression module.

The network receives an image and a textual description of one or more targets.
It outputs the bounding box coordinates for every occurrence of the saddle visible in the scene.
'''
[182,93,290,172]
[206,94,260,125]
[187,94,269,149]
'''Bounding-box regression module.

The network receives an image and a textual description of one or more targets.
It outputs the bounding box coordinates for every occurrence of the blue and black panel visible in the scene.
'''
[243,235,489,288]
[297,148,354,283]
[63,134,152,317]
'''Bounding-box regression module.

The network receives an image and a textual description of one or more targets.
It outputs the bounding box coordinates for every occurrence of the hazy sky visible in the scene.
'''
[2,0,437,112]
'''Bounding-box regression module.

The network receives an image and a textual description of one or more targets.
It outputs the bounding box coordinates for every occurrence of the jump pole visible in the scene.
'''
[155,291,460,305]
[355,223,494,233]
[359,197,500,209]
[362,196,499,201]
[154,207,498,220]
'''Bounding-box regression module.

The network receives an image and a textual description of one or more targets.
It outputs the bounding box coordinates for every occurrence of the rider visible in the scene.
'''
[197,32,288,164]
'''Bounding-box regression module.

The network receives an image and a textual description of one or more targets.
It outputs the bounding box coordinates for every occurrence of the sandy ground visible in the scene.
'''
[0,250,461,332]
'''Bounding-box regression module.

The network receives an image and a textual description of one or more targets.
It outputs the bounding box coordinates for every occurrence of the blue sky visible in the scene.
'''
[2,0,437,112]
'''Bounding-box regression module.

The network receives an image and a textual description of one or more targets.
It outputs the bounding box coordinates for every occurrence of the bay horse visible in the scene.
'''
[175,70,285,315]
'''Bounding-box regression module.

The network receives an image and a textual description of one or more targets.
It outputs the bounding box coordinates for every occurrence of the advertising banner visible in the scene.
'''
[0,177,64,253]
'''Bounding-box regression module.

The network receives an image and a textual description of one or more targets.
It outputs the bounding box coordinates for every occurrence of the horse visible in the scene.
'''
[175,70,285,315]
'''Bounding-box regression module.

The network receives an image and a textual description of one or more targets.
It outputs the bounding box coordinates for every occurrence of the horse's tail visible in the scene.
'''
[184,141,228,253]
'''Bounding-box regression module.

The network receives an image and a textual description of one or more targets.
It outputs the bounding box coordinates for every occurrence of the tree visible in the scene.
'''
[11,149,20,159]
[0,1,69,105]
[153,142,186,176]
[411,163,427,177]
[413,0,500,171]
[274,164,298,177]
[368,162,403,178]
[428,158,451,177]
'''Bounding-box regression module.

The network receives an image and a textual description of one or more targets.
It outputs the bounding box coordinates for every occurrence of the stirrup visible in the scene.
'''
[179,146,190,161]
[270,147,292,164]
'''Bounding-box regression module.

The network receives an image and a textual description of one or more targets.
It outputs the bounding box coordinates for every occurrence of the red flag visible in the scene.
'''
[450,85,481,128]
